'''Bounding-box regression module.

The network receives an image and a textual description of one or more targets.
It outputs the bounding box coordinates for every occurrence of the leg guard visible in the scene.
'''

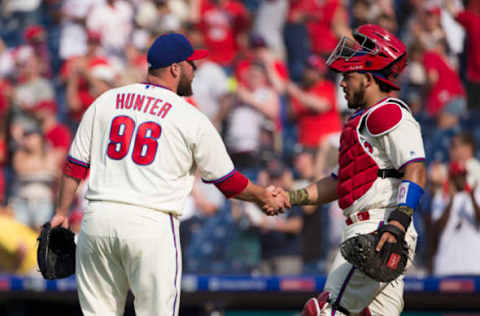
[302,291,330,316]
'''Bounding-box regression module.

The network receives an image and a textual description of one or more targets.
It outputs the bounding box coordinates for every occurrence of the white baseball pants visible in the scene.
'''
[76,201,181,316]
[324,212,417,315]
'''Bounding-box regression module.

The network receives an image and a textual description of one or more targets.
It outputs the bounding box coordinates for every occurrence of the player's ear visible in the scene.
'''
[365,72,374,87]
[170,63,180,78]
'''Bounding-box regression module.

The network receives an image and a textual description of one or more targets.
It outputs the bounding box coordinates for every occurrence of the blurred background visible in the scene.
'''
[0,0,480,315]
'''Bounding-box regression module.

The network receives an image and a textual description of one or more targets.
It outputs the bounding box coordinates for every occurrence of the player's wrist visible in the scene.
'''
[391,180,424,230]
[388,207,412,231]
[379,222,406,240]
[288,188,310,206]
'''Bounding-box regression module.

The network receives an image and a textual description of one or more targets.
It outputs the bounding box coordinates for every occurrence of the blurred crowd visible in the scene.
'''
[0,0,479,278]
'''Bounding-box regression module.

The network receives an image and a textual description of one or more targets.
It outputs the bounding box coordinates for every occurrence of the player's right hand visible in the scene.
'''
[262,186,291,215]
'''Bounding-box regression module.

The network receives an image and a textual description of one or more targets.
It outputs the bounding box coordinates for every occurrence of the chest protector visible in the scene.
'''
[337,110,378,209]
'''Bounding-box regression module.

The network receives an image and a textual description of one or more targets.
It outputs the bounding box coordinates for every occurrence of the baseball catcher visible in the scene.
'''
[274,24,427,316]
[37,222,76,280]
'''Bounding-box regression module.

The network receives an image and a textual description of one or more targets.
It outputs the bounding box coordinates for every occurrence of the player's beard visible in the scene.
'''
[177,70,193,97]
[347,81,367,109]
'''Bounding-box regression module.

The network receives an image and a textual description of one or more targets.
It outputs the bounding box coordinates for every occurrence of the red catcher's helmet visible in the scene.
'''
[327,24,407,90]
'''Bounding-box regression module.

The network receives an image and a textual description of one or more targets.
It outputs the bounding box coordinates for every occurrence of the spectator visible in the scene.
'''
[351,0,372,28]
[118,30,149,85]
[0,72,12,119]
[376,12,398,34]
[431,161,480,275]
[447,0,480,109]
[30,100,71,169]
[23,25,52,79]
[254,160,303,275]
[287,56,341,153]
[12,51,55,110]
[58,0,97,60]
[424,99,464,164]
[450,132,480,196]
[0,212,39,275]
[0,38,15,78]
[0,0,41,46]
[63,34,116,124]
[224,63,280,179]
[186,26,231,128]
[302,0,350,59]
[410,3,446,51]
[9,125,56,231]
[235,34,289,94]
[192,55,230,129]
[283,0,312,82]
[193,0,250,67]
[422,38,466,117]
[252,0,288,59]
[86,0,134,63]
[422,161,449,273]
[403,42,427,114]
[135,0,189,34]
[0,135,7,205]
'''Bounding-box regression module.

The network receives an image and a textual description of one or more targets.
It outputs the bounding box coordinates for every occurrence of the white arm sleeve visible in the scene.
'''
[193,115,235,182]
[68,104,96,164]
[381,114,426,170]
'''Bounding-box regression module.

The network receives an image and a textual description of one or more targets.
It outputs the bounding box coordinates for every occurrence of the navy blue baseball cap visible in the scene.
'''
[147,33,208,69]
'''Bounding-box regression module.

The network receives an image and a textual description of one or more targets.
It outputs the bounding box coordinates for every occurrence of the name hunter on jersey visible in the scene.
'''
[115,93,172,119]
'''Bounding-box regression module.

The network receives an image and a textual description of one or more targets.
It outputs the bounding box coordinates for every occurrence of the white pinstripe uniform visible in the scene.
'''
[68,83,236,316]
[325,98,425,316]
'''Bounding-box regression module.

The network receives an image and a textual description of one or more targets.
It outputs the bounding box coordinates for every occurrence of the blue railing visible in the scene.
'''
[1,274,480,294]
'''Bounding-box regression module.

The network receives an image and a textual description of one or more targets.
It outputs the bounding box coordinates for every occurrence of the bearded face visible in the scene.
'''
[348,81,367,109]
[177,65,193,97]
[341,72,368,109]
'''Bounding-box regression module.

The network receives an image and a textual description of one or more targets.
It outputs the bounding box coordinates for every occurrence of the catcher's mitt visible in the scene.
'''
[340,224,409,283]
[37,223,76,280]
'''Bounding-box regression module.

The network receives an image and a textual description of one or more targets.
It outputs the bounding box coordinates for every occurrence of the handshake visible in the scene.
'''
[259,186,291,216]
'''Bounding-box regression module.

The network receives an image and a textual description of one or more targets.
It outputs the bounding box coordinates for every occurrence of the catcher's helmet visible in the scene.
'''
[327,24,407,90]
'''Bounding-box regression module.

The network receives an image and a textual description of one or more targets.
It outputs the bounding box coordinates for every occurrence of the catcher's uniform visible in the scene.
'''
[68,83,237,316]
[326,97,425,315]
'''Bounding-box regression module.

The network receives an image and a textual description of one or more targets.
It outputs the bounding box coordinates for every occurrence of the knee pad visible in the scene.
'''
[302,291,330,316]
[303,292,371,316]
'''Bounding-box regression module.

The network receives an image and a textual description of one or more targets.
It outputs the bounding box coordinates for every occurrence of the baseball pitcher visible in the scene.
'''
[49,33,288,316]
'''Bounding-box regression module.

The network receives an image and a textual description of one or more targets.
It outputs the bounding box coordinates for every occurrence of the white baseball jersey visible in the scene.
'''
[324,98,424,315]
[332,97,426,217]
[432,189,480,275]
[69,83,235,216]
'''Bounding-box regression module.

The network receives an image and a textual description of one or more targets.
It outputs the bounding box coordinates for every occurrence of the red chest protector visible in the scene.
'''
[337,110,378,209]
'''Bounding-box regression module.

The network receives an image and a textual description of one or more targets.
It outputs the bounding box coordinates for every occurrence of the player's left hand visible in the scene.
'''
[375,220,405,252]
[50,214,69,229]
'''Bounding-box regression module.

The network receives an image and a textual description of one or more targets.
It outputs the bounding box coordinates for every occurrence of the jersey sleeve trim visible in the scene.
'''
[214,171,249,198]
[67,156,90,168]
[399,157,425,170]
[331,172,338,180]
[202,169,236,184]
[63,159,89,180]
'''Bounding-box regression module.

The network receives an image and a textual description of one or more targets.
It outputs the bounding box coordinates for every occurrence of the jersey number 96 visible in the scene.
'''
[106,116,161,165]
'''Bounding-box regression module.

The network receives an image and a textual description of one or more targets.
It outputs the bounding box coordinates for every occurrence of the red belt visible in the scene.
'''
[345,211,370,226]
